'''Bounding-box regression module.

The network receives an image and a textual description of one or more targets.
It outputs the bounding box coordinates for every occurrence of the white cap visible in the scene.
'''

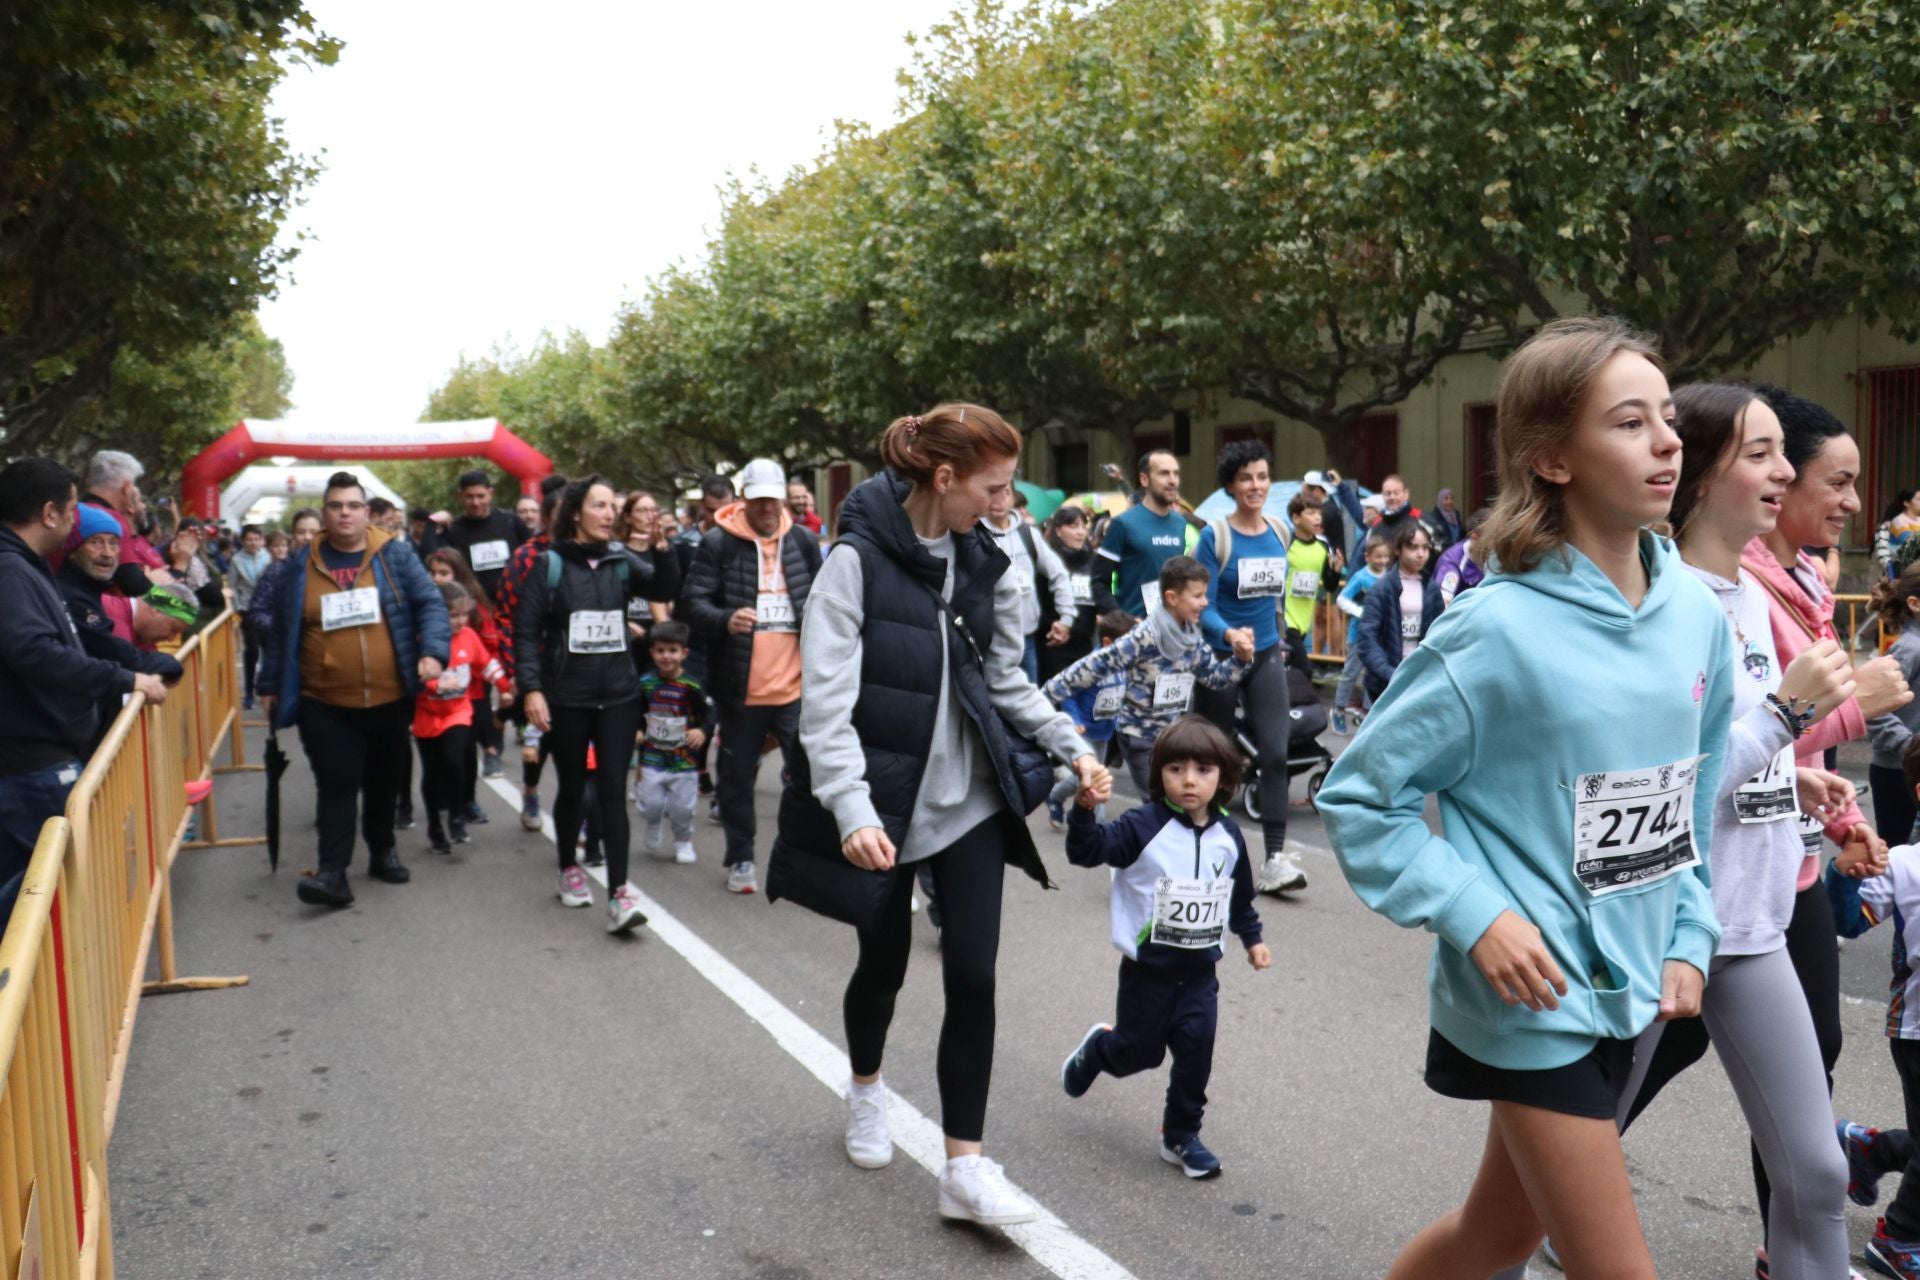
[1361,493,1386,512]
[1302,470,1331,489]
[738,458,787,501]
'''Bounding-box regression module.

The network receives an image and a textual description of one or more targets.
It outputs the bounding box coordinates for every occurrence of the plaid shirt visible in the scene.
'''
[494,532,549,683]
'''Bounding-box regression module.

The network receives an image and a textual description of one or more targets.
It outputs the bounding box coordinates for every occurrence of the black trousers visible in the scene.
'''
[1874,762,1918,846]
[844,813,1007,1143]
[462,691,503,799]
[295,698,410,874]
[1623,878,1844,1240]
[241,619,264,700]
[546,699,641,889]
[416,724,473,817]
[1089,958,1220,1143]
[715,697,799,867]
[1884,1040,1920,1240]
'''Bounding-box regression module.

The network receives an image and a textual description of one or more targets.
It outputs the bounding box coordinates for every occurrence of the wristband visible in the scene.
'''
[1764,691,1814,739]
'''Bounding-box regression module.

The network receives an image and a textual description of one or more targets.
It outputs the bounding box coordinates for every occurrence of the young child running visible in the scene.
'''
[1044,556,1252,795]
[1047,610,1134,829]
[634,620,708,864]
[1831,735,1920,1279]
[1332,535,1390,734]
[1317,316,1735,1280]
[1059,715,1269,1179]
[414,583,510,854]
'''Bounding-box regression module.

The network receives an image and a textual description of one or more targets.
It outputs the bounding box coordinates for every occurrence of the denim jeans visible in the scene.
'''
[0,759,82,927]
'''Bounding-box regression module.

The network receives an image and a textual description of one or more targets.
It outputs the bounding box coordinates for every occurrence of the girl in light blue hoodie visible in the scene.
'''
[1318,317,1734,1280]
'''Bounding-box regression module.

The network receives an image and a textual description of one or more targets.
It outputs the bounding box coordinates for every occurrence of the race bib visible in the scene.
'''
[1092,684,1125,719]
[435,663,472,700]
[567,609,626,654]
[1798,812,1826,858]
[1153,671,1194,712]
[1400,611,1422,641]
[1733,745,1798,825]
[1150,877,1233,949]
[626,597,650,622]
[755,591,797,633]
[469,540,510,572]
[1288,569,1321,599]
[1236,557,1286,599]
[646,713,687,747]
[1573,755,1704,896]
[320,587,380,632]
[1070,573,1093,605]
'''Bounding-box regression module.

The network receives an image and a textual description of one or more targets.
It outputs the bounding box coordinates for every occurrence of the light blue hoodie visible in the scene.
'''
[1318,531,1733,1070]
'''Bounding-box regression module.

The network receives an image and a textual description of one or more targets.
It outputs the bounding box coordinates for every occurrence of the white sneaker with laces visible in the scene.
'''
[726,861,757,894]
[557,865,592,908]
[606,883,647,933]
[674,840,697,865]
[1256,849,1308,894]
[938,1155,1039,1226]
[844,1081,892,1169]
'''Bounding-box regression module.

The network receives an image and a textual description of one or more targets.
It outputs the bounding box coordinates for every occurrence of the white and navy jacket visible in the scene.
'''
[1066,798,1263,973]
[1832,845,1920,1039]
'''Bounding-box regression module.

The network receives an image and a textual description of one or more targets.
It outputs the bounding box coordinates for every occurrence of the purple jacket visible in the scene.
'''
[1433,539,1483,605]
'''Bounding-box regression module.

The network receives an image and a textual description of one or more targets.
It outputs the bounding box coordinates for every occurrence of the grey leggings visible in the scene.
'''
[1487,947,1845,1280]
[1194,645,1289,856]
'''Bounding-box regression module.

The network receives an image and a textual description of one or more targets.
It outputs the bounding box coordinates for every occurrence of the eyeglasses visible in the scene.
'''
[325,501,367,513]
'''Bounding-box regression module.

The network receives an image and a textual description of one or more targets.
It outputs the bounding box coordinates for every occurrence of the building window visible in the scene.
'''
[1864,367,1920,549]
[1465,403,1499,512]
[1346,413,1400,491]
[827,463,853,535]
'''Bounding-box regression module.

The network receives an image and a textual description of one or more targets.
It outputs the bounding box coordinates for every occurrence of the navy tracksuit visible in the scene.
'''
[1066,799,1261,1142]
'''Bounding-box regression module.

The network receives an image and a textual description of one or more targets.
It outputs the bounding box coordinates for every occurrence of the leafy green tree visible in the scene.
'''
[0,2,337,455]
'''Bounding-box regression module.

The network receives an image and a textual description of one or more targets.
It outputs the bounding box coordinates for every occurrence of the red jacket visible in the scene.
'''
[413,625,508,738]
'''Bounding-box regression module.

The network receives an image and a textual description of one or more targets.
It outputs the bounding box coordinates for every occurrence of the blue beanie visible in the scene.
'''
[75,505,121,543]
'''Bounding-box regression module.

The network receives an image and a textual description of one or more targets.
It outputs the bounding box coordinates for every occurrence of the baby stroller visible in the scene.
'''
[1237,664,1334,824]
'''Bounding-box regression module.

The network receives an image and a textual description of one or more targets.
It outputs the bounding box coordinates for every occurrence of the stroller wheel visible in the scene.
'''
[1241,770,1263,824]
[1307,765,1329,812]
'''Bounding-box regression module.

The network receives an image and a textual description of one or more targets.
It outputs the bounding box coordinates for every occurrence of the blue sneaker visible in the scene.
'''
[1843,1120,1886,1207]
[1047,799,1065,830]
[1061,1023,1107,1098]
[1868,1218,1920,1280]
[1330,710,1348,736]
[1161,1134,1222,1179]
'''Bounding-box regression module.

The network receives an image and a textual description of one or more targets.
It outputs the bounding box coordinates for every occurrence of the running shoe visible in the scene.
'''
[1256,850,1308,894]
[368,848,410,884]
[643,821,664,854]
[557,865,592,908]
[1061,1023,1109,1098]
[1330,710,1348,736]
[394,800,415,831]
[449,815,469,845]
[1047,799,1065,830]
[727,861,757,894]
[1843,1120,1887,1206]
[1870,1221,1920,1280]
[709,797,721,822]
[937,1156,1039,1226]
[427,817,451,856]
[464,799,489,825]
[606,884,647,934]
[481,753,503,779]
[520,792,542,832]
[1160,1135,1223,1180]
[674,840,697,865]
[844,1083,892,1169]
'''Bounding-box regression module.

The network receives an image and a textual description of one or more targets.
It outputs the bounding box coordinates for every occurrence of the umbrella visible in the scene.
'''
[264,728,288,872]
[1014,481,1067,522]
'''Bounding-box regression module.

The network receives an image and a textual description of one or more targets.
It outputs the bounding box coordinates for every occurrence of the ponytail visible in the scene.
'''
[878,403,1021,485]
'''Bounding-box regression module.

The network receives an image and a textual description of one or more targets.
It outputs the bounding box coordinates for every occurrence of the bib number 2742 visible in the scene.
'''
[1572,755,1704,896]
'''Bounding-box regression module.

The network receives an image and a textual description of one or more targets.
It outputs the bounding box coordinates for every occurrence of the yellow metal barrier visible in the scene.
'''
[0,609,253,1277]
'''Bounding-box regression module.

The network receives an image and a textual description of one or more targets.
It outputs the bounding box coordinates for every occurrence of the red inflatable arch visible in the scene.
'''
[179,419,553,520]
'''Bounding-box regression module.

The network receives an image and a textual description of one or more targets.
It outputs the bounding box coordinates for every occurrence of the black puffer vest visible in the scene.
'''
[778,471,1048,886]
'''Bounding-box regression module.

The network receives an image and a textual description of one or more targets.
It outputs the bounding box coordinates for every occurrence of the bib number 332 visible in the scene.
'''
[1572,755,1704,896]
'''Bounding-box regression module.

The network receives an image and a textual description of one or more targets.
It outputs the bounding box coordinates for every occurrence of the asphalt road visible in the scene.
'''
[108,711,1912,1279]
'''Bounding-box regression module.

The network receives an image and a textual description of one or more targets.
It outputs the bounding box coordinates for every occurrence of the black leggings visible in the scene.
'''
[416,724,473,816]
[1622,877,1844,1239]
[843,813,1008,1143]
[546,699,641,889]
[1874,762,1918,845]
[1194,645,1289,856]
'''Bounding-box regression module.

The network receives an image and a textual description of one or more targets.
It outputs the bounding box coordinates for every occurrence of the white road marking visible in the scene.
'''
[487,775,1141,1280]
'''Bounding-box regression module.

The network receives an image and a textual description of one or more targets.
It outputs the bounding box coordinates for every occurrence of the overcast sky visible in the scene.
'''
[258,1,962,428]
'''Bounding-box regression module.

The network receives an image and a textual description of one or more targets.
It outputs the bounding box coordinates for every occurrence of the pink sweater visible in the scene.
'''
[1740,537,1868,889]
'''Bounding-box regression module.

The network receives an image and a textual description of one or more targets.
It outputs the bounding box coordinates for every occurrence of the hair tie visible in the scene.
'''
[905,414,923,439]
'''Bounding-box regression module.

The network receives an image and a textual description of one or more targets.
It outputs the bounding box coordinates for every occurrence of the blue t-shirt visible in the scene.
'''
[1196,523,1287,654]
[1098,504,1190,618]
[1339,565,1381,648]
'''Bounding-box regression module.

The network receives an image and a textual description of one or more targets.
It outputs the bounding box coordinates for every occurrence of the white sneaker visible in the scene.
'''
[642,821,664,854]
[910,891,921,915]
[726,861,757,894]
[844,1082,892,1169]
[674,840,697,865]
[938,1155,1039,1227]
[606,883,647,934]
[1256,850,1308,894]
[557,865,593,908]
